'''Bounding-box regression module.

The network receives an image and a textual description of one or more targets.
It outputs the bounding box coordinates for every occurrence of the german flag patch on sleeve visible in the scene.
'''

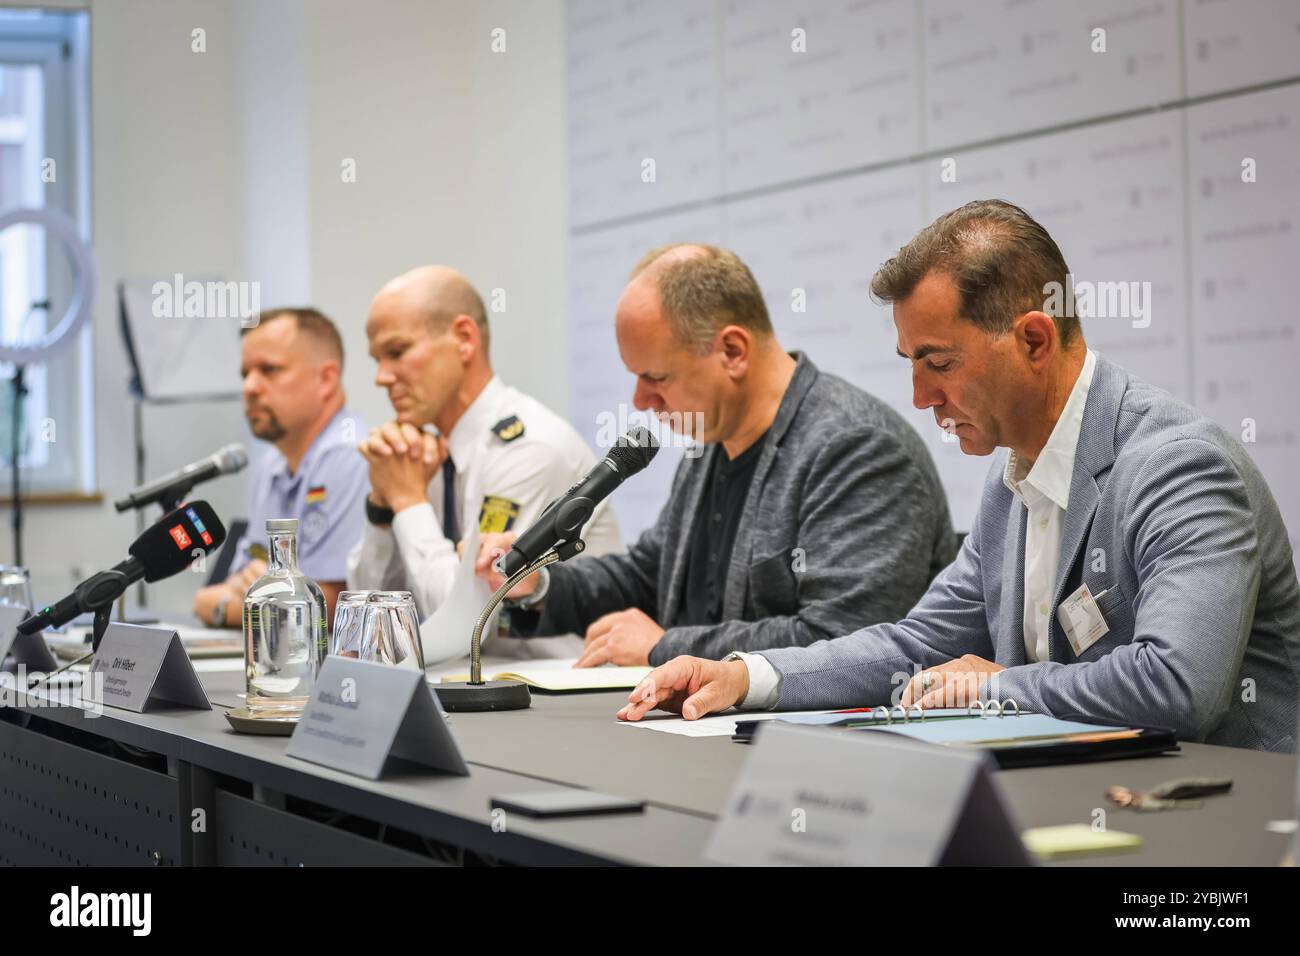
[478,495,521,534]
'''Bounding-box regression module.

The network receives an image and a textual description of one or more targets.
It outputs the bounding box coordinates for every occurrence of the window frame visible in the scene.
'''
[0,11,94,497]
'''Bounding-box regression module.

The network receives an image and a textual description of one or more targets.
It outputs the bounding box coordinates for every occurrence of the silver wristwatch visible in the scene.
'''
[211,596,231,628]
[508,566,551,610]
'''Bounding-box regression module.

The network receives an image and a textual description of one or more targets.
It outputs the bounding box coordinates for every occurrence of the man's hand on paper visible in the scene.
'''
[617,656,750,722]
[575,608,663,667]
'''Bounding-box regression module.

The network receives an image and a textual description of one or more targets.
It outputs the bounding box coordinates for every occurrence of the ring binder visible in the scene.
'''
[733,700,1180,769]
[968,698,1021,718]
[869,705,928,724]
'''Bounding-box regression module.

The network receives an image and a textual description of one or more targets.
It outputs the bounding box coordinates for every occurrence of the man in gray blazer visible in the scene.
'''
[477,243,955,667]
[619,200,1300,752]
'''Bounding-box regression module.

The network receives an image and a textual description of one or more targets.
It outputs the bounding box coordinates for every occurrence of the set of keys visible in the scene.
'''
[1106,777,1233,811]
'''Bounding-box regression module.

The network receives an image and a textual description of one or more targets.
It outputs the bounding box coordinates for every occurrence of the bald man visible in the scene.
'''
[476,244,954,670]
[346,265,623,663]
[195,308,368,627]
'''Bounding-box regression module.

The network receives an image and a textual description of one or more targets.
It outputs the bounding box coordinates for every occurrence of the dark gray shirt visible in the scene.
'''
[679,431,768,627]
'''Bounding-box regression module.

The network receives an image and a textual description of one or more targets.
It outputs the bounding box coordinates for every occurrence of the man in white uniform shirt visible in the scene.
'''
[346,265,622,660]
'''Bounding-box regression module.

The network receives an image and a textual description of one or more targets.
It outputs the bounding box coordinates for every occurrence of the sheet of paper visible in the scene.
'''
[426,654,512,683]
[1021,824,1141,860]
[59,622,243,659]
[430,656,598,680]
[419,525,499,667]
[618,709,839,738]
[429,656,649,691]
[191,657,246,673]
[501,661,650,691]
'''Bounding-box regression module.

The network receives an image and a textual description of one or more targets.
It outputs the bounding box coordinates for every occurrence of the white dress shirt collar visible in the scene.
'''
[1003,349,1097,511]
[446,375,506,469]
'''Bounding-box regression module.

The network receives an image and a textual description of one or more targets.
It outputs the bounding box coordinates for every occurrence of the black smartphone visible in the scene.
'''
[490,791,646,819]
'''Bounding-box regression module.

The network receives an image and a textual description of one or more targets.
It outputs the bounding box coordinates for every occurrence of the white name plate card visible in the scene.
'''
[287,656,469,781]
[706,723,1033,866]
[0,604,58,671]
[85,623,212,713]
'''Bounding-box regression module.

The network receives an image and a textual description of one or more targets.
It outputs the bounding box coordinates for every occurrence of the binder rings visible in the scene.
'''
[733,700,1179,768]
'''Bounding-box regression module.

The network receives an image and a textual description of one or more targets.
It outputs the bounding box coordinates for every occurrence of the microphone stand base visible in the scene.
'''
[434,679,531,712]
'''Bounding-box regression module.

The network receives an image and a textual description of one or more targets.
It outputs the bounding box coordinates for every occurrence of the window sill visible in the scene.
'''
[0,492,103,506]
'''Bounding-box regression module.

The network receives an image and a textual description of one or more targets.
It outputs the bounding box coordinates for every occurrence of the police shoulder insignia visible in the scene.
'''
[491,415,525,442]
[479,495,521,534]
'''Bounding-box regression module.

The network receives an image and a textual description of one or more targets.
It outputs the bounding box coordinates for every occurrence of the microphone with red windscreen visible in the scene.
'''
[17,501,226,636]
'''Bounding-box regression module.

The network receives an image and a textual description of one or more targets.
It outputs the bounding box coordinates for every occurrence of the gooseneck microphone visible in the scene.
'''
[114,444,247,512]
[435,427,659,713]
[18,501,226,636]
[497,427,659,577]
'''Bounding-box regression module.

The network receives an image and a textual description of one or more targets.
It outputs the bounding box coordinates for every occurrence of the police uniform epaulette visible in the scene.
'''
[491,415,525,442]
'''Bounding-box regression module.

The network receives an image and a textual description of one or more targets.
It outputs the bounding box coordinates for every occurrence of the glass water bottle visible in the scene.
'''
[243,518,327,717]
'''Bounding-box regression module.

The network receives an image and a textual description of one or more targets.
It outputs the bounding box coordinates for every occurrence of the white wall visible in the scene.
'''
[18,0,570,617]
[299,0,569,429]
[566,0,1300,547]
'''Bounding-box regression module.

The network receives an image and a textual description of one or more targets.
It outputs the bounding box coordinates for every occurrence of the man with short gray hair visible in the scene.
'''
[478,243,956,668]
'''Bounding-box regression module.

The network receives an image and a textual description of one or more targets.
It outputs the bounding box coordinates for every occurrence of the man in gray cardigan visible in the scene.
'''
[618,201,1300,752]
[477,243,955,667]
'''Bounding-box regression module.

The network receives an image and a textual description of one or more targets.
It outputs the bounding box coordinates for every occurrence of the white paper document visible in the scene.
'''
[618,709,836,738]
[418,525,500,666]
[191,657,246,674]
[428,656,649,692]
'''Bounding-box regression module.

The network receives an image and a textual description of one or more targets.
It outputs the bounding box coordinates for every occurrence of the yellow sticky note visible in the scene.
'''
[1022,824,1142,861]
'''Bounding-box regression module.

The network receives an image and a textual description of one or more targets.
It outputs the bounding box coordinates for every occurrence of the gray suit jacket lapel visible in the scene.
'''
[999,497,1028,666]
[722,353,819,619]
[1048,355,1124,661]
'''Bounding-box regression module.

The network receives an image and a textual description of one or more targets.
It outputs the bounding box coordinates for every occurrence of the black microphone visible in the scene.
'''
[114,444,248,512]
[18,501,226,635]
[497,427,659,577]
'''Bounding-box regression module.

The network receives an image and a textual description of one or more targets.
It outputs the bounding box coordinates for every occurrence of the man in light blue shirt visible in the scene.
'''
[194,308,368,626]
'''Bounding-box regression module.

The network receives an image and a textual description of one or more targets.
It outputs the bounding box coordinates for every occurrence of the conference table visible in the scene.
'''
[0,653,1294,866]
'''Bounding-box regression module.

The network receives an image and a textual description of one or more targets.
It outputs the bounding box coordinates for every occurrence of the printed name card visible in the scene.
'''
[0,604,58,671]
[705,723,1033,866]
[85,623,211,713]
[287,656,469,781]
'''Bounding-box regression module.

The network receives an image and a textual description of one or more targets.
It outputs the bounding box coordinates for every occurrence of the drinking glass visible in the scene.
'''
[0,565,33,610]
[357,591,425,671]
[329,590,371,658]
